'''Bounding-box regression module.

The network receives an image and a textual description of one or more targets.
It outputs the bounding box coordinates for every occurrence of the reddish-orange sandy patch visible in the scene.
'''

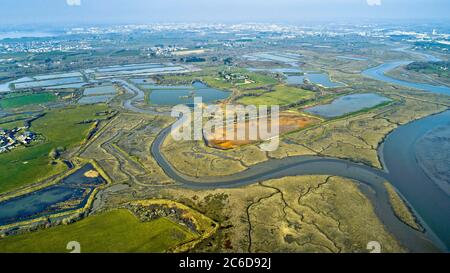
[204,113,319,150]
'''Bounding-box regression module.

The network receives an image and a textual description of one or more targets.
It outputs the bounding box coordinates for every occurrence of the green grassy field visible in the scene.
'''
[0,113,32,130]
[0,120,25,130]
[0,104,108,194]
[202,72,278,90]
[237,85,315,106]
[0,93,57,109]
[384,182,421,231]
[161,67,278,90]
[0,209,197,253]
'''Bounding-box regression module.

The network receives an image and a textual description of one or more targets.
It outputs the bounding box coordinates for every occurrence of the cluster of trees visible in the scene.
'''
[180,56,206,63]
[406,61,449,72]
[406,61,449,79]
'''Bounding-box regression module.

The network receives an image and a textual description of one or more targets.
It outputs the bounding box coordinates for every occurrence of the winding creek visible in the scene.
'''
[362,61,450,95]
[362,48,450,95]
[123,49,450,252]
[1,48,448,252]
[149,114,449,252]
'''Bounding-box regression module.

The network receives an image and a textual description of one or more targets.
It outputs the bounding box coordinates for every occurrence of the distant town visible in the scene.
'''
[0,17,449,255]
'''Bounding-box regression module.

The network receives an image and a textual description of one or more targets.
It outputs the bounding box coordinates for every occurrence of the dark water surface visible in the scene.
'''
[380,110,450,250]
[151,112,450,251]
[362,61,450,96]
[0,164,106,226]
[148,82,230,106]
[305,93,391,118]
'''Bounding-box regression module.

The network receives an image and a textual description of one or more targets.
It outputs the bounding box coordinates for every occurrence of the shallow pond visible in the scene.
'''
[96,63,164,73]
[148,82,230,106]
[304,93,391,118]
[0,164,106,226]
[34,72,83,81]
[14,77,84,89]
[78,95,115,104]
[95,66,186,78]
[83,85,117,96]
[44,83,88,90]
[143,85,193,90]
[286,75,307,85]
[286,73,345,88]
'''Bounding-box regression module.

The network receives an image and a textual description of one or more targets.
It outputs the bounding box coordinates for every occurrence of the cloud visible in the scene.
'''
[66,0,81,6]
[367,0,381,6]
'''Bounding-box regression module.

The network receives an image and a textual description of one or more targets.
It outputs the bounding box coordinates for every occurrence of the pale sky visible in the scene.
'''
[0,0,449,25]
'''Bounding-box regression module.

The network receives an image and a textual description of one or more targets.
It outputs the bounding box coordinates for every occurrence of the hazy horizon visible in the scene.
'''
[1,0,449,26]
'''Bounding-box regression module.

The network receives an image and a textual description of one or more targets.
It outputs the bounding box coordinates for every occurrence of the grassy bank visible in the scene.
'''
[237,84,314,106]
[384,182,422,231]
[0,93,57,109]
[0,104,108,194]
[0,209,197,253]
